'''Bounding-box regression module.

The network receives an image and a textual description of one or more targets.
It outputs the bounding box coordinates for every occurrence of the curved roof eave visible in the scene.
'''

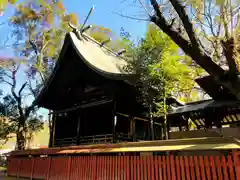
[69,32,134,80]
[35,31,135,107]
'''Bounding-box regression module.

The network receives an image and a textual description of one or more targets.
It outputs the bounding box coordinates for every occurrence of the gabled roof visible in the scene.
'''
[35,31,135,109]
[69,32,131,78]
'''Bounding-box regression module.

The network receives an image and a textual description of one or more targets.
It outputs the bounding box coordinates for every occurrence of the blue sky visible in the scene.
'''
[63,0,148,39]
[0,0,148,119]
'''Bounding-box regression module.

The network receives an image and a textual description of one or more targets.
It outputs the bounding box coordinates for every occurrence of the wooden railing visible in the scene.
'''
[55,137,77,147]
[55,133,146,147]
[79,134,113,144]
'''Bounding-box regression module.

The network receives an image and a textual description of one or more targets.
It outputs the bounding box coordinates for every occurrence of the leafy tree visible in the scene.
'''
[0,93,43,149]
[126,0,240,99]
[125,24,201,139]
[0,0,78,150]
[0,63,44,150]
[10,0,78,81]
[1,0,122,149]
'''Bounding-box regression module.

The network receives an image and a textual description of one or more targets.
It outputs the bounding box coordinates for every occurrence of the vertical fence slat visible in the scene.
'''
[162,156,167,180]
[67,156,71,180]
[106,156,109,180]
[139,156,142,180]
[87,156,91,180]
[106,156,110,180]
[210,156,217,180]
[78,157,81,180]
[222,155,229,180]
[90,156,93,180]
[130,156,134,180]
[90,156,92,180]
[199,156,206,180]
[189,156,195,180]
[112,156,116,180]
[215,156,223,180]
[123,156,126,180]
[76,157,80,180]
[94,156,97,180]
[184,156,190,180]
[170,155,176,180]
[118,156,121,179]
[121,156,124,180]
[233,151,240,180]
[151,156,155,180]
[204,156,211,180]
[137,156,140,180]
[135,156,138,180]
[175,156,181,180]
[46,157,51,180]
[17,159,22,178]
[228,155,235,180]
[166,155,171,180]
[159,156,163,180]
[82,156,85,179]
[30,158,35,180]
[194,156,201,180]
[180,156,185,180]
[154,156,159,180]
[126,156,130,180]
[86,156,89,180]
[147,156,151,180]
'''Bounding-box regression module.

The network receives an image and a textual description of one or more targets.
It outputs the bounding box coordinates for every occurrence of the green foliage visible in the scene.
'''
[0,93,43,148]
[10,0,78,81]
[126,24,200,116]
[0,0,17,14]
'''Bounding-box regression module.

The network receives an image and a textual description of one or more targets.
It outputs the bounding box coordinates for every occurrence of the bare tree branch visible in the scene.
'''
[149,0,225,76]
[222,37,237,74]
[2,80,13,86]
[28,79,37,98]
[113,11,150,21]
[168,0,199,48]
[137,0,152,17]
[11,65,20,102]
[18,82,27,97]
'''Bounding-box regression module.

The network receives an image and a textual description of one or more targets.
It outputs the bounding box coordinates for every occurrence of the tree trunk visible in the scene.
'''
[16,129,25,150]
[149,104,155,140]
[15,116,26,150]
[163,97,168,140]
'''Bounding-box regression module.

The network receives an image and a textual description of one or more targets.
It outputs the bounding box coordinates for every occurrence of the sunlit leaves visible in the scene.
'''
[0,0,17,15]
[216,0,226,5]
[9,0,79,81]
[56,0,65,14]
[126,24,201,114]
[8,0,17,4]
[62,13,78,25]
[88,25,113,43]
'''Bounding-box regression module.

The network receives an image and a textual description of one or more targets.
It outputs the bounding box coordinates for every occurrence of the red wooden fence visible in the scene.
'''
[7,151,240,180]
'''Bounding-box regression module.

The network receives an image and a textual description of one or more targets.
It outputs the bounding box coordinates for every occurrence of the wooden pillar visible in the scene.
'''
[48,111,52,148]
[76,111,81,145]
[112,101,117,143]
[51,113,56,147]
[129,116,136,141]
